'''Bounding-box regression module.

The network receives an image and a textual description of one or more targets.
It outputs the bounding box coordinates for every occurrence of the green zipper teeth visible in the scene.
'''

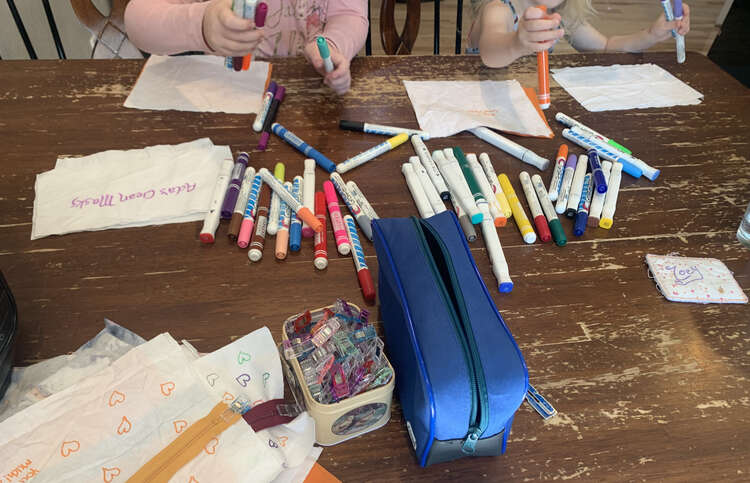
[411,217,489,454]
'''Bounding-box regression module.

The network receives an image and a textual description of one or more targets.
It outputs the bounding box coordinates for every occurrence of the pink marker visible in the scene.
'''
[323,180,351,256]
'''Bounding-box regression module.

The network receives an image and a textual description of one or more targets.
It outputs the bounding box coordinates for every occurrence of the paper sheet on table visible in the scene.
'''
[124,55,271,113]
[551,63,703,112]
[403,80,553,138]
[31,139,230,239]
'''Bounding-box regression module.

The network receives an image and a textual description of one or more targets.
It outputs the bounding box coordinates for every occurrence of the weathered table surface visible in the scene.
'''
[1,52,748,481]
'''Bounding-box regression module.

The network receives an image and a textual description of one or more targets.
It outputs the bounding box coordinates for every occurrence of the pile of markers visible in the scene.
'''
[282,299,392,405]
[224,0,268,72]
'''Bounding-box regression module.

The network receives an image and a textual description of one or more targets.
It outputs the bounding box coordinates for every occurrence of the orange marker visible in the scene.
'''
[536,5,551,109]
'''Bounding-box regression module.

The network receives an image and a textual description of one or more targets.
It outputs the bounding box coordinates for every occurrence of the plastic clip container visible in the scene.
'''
[281,303,395,446]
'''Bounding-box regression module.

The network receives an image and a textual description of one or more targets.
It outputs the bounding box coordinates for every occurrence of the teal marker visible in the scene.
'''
[317,36,334,73]
[453,147,487,225]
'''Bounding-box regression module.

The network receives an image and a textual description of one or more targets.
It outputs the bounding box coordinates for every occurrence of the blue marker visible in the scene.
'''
[271,123,336,173]
[290,176,303,251]
[317,36,334,73]
[573,173,593,236]
[587,149,608,194]
[562,128,644,179]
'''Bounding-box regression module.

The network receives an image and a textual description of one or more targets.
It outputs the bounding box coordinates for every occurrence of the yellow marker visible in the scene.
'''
[478,153,512,219]
[267,161,286,236]
[336,133,409,174]
[498,173,536,244]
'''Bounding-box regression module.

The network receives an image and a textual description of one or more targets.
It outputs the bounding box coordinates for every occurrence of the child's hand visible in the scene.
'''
[648,3,691,42]
[304,40,351,95]
[202,0,264,56]
[515,7,564,55]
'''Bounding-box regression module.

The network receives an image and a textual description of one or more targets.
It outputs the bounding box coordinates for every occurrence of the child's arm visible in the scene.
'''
[125,0,263,56]
[474,2,563,68]
[568,4,691,52]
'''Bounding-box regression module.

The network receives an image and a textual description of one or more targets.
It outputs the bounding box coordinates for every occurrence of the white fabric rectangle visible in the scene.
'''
[551,63,703,112]
[31,140,230,239]
[646,254,748,304]
[124,55,270,113]
[403,80,553,138]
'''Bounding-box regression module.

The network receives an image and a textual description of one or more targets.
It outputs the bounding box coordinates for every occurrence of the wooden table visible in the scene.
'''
[1,52,749,481]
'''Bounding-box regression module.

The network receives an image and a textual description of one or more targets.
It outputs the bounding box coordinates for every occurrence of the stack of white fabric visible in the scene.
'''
[32,138,230,240]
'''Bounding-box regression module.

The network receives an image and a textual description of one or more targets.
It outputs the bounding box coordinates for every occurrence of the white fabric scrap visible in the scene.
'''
[551,63,703,112]
[403,79,553,138]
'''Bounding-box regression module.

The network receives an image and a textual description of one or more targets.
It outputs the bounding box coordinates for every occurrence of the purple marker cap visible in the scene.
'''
[274,85,286,101]
[266,81,277,96]
[672,0,683,17]
[255,2,268,27]
[565,153,577,169]
[258,132,270,151]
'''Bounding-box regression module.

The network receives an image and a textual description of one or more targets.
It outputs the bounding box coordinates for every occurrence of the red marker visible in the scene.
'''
[343,214,375,304]
[313,192,328,270]
[519,171,551,243]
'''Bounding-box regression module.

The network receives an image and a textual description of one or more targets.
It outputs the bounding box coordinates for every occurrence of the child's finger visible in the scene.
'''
[219,7,253,31]
[529,39,557,52]
[224,27,263,43]
[526,29,563,43]
[524,18,560,32]
[523,6,547,20]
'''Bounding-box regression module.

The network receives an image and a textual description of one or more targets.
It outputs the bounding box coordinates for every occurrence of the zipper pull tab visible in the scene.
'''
[461,427,482,454]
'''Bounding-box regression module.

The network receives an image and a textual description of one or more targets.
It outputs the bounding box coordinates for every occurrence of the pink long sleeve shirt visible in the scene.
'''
[124,0,368,60]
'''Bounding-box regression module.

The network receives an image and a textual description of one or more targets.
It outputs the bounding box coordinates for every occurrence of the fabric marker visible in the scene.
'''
[587,148,608,194]
[275,181,292,259]
[566,154,589,218]
[478,153,513,219]
[548,144,568,202]
[230,0,246,71]
[322,180,351,256]
[433,149,482,224]
[555,153,577,215]
[555,112,631,155]
[450,192,477,242]
[454,147,490,225]
[519,171,551,243]
[466,153,506,227]
[600,162,623,229]
[531,174,567,246]
[476,190,513,292]
[238,0,257,70]
[237,174,263,248]
[317,36,334,73]
[248,183,270,261]
[313,192,328,270]
[573,173,593,236]
[469,126,550,170]
[562,128,646,180]
[267,162,285,236]
[498,173,536,244]
[240,2,267,71]
[302,159,316,237]
[271,123,336,173]
[402,163,434,218]
[258,167,322,233]
[343,215,375,304]
[411,135,449,199]
[228,166,256,240]
[588,160,612,227]
[221,152,249,219]
[253,81,277,132]
[536,5,551,109]
[336,133,409,174]
[339,120,430,140]
[199,157,234,244]
[330,172,372,241]
[290,176,303,250]
[346,181,379,221]
[408,155,446,214]
[258,86,286,151]
[671,0,686,63]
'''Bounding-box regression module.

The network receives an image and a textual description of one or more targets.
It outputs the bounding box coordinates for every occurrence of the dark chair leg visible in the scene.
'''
[42,0,66,59]
[7,0,37,59]
[434,0,440,55]
[455,0,462,54]
[366,0,372,55]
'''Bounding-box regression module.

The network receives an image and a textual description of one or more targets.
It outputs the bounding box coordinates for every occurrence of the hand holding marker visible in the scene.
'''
[228,1,267,71]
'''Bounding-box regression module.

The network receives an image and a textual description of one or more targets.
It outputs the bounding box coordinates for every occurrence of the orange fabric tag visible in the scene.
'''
[303,463,341,483]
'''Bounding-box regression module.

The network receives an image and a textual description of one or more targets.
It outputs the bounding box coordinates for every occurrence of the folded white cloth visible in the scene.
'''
[124,55,271,113]
[32,138,230,239]
[403,79,553,138]
[551,63,703,112]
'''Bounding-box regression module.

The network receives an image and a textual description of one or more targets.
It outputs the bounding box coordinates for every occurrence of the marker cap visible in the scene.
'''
[254,2,268,27]
[339,120,364,132]
[275,231,289,259]
[258,132,270,151]
[532,214,551,243]
[574,212,589,236]
[314,257,328,270]
[199,232,215,244]
[248,248,263,262]
[599,217,613,230]
[548,218,567,246]
[470,212,484,224]
[316,36,330,57]
[237,220,254,248]
[498,281,514,293]
[358,268,376,304]
[290,223,302,251]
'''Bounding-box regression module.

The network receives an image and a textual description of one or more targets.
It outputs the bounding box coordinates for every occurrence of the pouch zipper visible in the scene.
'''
[410,217,489,454]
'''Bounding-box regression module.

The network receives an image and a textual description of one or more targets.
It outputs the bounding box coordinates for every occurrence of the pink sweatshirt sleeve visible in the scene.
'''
[124,0,211,55]
[322,0,369,60]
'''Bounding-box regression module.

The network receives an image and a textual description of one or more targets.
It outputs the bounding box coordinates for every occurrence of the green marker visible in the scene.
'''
[531,174,567,247]
[316,36,333,73]
[555,112,632,155]
[452,147,486,225]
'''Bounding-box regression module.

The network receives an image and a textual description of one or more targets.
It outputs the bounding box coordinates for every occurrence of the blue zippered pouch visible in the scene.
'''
[373,211,528,466]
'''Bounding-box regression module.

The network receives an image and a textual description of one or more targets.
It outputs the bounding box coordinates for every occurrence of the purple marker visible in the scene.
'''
[587,149,608,194]
[221,152,249,219]
[258,85,286,151]
[555,154,577,215]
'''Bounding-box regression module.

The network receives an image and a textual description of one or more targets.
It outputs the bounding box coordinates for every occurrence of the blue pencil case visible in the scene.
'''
[372,211,528,466]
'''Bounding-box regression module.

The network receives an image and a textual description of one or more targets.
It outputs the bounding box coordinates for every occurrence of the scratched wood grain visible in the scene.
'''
[0,53,749,481]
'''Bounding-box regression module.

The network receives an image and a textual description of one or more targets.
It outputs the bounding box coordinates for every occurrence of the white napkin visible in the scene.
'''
[124,55,271,113]
[646,254,747,304]
[31,139,230,239]
[551,63,703,112]
[403,79,553,138]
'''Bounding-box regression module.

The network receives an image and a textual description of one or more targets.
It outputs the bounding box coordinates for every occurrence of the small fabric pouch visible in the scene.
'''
[645,254,748,304]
